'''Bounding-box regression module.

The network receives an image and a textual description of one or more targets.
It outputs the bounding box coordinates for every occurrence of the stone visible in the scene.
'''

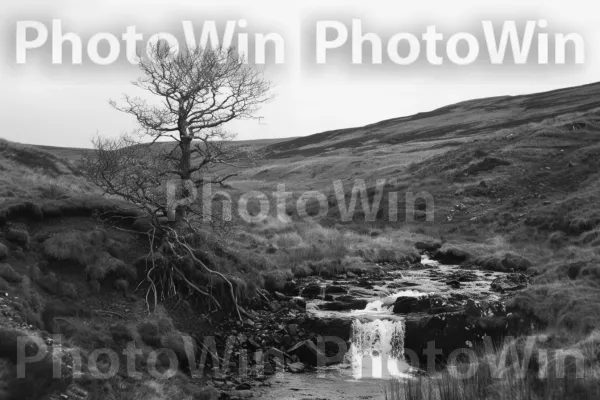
[287,324,299,336]
[288,361,305,373]
[291,297,306,309]
[283,281,299,296]
[285,300,305,312]
[433,247,471,264]
[465,299,483,317]
[319,299,368,311]
[325,285,347,295]
[392,296,430,314]
[273,291,287,301]
[301,284,324,298]
[446,280,461,289]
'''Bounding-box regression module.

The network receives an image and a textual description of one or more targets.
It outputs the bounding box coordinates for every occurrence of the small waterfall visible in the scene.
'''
[321,284,326,300]
[348,319,408,379]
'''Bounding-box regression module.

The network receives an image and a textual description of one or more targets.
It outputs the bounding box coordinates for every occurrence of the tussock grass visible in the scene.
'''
[43,229,135,283]
[227,218,423,290]
[86,251,136,282]
[386,331,600,400]
[43,231,89,263]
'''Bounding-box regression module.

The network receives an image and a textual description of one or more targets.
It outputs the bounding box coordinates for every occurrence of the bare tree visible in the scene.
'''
[111,42,271,184]
[84,43,272,318]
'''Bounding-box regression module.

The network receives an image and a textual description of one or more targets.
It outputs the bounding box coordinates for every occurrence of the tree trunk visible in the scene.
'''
[180,136,192,180]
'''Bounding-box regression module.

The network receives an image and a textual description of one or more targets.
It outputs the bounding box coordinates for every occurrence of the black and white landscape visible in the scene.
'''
[1,1,600,400]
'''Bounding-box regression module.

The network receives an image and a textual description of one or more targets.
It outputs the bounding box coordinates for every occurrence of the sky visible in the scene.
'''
[0,0,599,148]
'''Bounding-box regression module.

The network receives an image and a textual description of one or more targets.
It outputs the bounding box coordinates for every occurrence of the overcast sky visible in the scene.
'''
[0,0,598,148]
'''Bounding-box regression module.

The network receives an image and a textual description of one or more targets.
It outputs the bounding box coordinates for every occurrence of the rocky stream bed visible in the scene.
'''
[206,253,533,400]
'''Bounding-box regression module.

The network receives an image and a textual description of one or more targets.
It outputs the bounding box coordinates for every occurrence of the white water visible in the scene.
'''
[347,319,410,379]
[351,289,427,316]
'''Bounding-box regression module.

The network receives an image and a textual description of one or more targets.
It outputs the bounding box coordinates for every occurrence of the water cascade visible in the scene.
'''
[347,319,409,379]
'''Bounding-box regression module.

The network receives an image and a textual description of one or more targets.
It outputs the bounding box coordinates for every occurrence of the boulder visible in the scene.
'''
[273,291,288,301]
[433,247,471,264]
[474,253,532,272]
[288,361,305,373]
[301,317,353,342]
[291,297,306,310]
[283,281,300,296]
[319,299,368,311]
[446,280,461,289]
[392,296,430,314]
[325,285,347,295]
[301,284,324,299]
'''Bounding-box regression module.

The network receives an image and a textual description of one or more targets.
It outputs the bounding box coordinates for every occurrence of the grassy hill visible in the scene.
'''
[266,82,600,157]
[0,139,95,202]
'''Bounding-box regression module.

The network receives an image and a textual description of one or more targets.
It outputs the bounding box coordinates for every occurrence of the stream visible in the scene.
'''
[257,255,513,399]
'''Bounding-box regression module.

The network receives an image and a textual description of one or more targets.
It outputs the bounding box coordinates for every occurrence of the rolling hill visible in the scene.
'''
[265,82,600,158]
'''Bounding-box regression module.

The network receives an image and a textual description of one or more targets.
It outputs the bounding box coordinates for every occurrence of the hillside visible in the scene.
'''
[33,137,297,162]
[266,82,600,157]
[0,139,95,202]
